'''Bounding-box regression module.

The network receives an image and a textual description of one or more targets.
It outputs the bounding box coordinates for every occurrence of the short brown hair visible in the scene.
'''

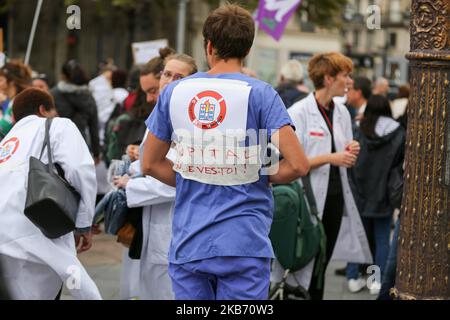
[0,60,32,95]
[203,4,255,60]
[141,46,176,78]
[308,52,353,89]
[12,88,56,122]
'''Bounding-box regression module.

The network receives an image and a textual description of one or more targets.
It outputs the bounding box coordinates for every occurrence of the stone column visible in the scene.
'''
[392,0,450,300]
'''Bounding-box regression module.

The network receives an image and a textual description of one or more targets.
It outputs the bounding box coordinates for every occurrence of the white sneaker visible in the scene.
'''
[369,281,381,295]
[348,278,366,293]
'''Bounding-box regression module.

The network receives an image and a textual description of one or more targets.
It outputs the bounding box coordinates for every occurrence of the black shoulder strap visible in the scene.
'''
[39,118,53,164]
[301,175,319,218]
[38,118,65,177]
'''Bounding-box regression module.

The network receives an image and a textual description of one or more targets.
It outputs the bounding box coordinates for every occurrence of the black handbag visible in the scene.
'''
[24,118,81,239]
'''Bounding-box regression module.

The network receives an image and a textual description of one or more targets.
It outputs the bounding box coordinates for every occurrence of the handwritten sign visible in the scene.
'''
[173,143,262,186]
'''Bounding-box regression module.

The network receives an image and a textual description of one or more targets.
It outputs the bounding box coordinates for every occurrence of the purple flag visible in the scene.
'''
[256,0,302,41]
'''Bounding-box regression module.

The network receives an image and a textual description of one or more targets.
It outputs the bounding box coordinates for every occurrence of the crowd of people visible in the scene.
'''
[0,4,409,301]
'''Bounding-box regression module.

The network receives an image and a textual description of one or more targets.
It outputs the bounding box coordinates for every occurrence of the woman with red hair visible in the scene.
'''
[272,52,372,300]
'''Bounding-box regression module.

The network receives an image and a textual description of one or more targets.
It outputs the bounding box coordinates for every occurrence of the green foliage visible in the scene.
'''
[61,0,151,16]
[64,0,144,10]
[303,0,348,28]
[0,0,13,14]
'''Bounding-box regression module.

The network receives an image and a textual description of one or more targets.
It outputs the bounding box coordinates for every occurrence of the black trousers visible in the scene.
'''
[308,192,344,300]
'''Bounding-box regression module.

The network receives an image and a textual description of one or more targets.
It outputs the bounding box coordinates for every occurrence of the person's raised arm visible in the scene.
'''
[141,133,175,187]
[269,125,310,184]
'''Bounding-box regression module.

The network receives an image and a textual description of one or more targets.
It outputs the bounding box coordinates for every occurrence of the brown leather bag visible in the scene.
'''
[116,223,135,248]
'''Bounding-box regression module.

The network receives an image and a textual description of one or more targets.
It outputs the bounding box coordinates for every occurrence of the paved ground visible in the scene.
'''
[62,233,376,300]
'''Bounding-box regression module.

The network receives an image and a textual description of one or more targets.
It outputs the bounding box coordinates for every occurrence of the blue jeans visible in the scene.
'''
[169,257,271,300]
[378,218,400,300]
[346,215,392,280]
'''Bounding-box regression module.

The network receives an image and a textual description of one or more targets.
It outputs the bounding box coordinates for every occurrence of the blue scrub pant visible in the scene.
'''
[168,257,271,300]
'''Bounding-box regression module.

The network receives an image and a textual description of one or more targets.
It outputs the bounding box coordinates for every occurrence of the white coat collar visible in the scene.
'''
[300,93,327,134]
[303,93,344,135]
[10,115,44,131]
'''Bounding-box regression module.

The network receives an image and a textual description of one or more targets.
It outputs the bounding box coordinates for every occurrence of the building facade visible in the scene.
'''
[342,0,411,86]
[193,0,411,88]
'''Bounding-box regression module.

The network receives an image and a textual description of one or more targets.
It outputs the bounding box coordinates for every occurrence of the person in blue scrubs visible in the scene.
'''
[141,4,310,300]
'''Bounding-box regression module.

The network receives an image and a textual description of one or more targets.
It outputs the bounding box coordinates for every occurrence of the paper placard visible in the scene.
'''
[132,39,168,65]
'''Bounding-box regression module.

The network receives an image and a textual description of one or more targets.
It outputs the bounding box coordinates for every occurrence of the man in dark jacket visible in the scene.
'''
[347,76,372,123]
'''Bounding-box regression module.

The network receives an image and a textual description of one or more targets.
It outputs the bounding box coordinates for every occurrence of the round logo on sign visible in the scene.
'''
[188,90,227,130]
[0,137,20,164]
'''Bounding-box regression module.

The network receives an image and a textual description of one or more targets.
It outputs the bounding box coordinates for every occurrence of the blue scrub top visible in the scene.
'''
[146,72,293,264]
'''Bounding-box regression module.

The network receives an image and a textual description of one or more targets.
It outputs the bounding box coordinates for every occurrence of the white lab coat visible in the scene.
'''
[89,75,126,197]
[89,75,115,145]
[0,116,101,300]
[123,156,176,300]
[271,93,372,289]
[120,248,141,300]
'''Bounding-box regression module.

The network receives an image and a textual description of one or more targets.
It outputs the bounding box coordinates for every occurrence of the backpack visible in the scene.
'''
[103,107,122,165]
[104,112,131,165]
[104,113,147,166]
[269,176,327,299]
